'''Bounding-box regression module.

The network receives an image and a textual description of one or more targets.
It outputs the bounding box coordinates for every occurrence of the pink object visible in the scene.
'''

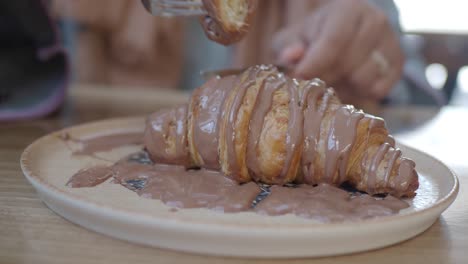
[0,0,69,122]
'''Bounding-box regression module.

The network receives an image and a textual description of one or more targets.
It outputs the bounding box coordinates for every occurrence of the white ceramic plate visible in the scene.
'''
[20,117,459,258]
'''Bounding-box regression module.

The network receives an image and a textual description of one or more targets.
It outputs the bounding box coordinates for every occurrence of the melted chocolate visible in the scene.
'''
[225,66,264,178]
[66,166,113,188]
[61,132,143,156]
[383,148,401,186]
[144,106,190,166]
[70,161,261,213]
[301,80,327,184]
[324,106,365,184]
[246,73,286,181]
[280,79,302,180]
[255,184,408,222]
[396,158,417,195]
[137,166,260,212]
[367,143,391,194]
[67,151,409,222]
[190,76,234,169]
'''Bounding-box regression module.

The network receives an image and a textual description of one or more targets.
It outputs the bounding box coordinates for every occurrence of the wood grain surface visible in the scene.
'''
[1,85,466,264]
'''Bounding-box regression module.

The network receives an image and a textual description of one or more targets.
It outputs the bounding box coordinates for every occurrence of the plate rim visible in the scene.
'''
[20,116,460,231]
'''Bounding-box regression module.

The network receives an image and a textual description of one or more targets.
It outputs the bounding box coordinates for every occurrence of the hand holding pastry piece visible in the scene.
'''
[144,65,419,197]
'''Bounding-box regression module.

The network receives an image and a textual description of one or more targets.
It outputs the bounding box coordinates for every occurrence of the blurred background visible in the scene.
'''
[1,0,468,123]
[395,0,468,106]
[55,0,468,107]
[0,0,467,179]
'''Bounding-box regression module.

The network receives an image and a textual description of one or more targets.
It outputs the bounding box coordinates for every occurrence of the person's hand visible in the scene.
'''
[272,0,404,101]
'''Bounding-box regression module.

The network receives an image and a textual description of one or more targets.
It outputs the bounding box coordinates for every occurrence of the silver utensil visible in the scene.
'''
[200,65,292,81]
[141,0,207,17]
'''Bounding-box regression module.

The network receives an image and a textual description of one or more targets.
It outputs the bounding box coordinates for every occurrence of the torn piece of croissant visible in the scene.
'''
[200,0,257,45]
[144,65,419,198]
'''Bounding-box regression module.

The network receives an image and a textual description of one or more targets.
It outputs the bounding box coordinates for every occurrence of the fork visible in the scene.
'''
[141,0,207,17]
[139,1,293,80]
[200,65,292,81]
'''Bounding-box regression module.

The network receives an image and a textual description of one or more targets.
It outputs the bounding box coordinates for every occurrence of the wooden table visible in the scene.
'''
[1,85,467,264]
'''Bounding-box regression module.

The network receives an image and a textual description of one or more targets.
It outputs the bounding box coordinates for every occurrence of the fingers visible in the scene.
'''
[271,22,303,56]
[348,25,403,99]
[294,2,361,81]
[348,52,381,95]
[370,43,404,99]
[338,6,386,78]
[270,0,404,102]
[277,42,306,66]
[271,21,308,67]
[370,66,402,99]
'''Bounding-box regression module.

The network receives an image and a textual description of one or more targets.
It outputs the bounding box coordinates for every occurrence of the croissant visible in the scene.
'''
[143,65,419,197]
[200,0,257,45]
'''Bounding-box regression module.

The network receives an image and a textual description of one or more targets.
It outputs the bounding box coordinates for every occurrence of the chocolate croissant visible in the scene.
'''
[144,65,419,197]
[200,0,257,45]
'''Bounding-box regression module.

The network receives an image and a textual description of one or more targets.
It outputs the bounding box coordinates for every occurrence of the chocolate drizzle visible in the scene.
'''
[384,148,401,187]
[225,68,257,178]
[325,106,365,184]
[301,80,327,184]
[246,73,286,181]
[222,65,277,181]
[280,78,303,181]
[144,106,189,166]
[190,76,234,169]
[367,143,391,194]
[143,65,418,197]
[396,158,417,195]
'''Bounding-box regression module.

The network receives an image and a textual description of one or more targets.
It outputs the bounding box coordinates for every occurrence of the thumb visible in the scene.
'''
[272,23,305,63]
[277,41,306,66]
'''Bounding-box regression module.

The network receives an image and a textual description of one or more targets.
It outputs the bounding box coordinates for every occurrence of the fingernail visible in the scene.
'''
[278,52,291,65]
[371,86,387,100]
[292,69,306,80]
[279,42,305,65]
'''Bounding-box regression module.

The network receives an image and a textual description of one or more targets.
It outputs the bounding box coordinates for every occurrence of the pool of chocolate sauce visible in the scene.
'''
[64,133,409,223]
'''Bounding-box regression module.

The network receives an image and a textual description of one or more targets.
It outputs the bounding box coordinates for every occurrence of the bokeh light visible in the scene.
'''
[425,63,448,90]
